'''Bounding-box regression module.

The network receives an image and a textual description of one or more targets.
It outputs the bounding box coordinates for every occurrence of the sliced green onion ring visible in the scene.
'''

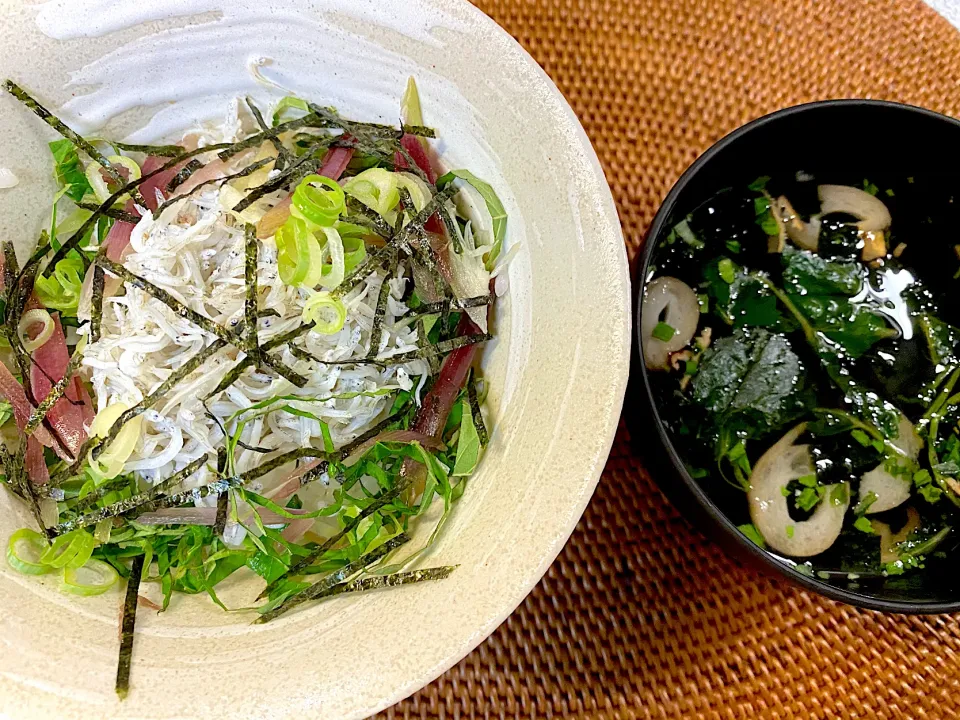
[40,530,93,569]
[291,174,346,228]
[6,528,52,576]
[61,558,118,596]
[18,308,54,352]
[302,291,347,334]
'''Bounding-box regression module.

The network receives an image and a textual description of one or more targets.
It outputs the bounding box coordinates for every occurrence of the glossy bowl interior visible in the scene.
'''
[0,2,630,718]
[633,100,960,613]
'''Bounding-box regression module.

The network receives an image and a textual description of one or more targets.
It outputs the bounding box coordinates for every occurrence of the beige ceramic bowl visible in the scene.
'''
[0,1,630,718]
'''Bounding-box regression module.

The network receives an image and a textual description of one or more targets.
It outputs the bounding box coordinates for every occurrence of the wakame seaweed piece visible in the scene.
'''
[255,533,410,623]
[75,203,141,224]
[116,553,144,699]
[4,81,146,207]
[43,142,235,270]
[52,457,211,535]
[817,218,865,260]
[91,265,105,343]
[155,158,274,214]
[367,254,398,358]
[379,333,493,366]
[246,97,291,171]
[230,140,334,214]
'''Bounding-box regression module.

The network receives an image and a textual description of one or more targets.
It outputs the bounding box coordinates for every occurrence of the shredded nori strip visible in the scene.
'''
[468,372,488,447]
[367,254,397,359]
[76,203,141,224]
[116,553,144,699]
[286,344,387,368]
[111,141,186,157]
[51,456,212,535]
[216,113,325,162]
[321,565,456,600]
[379,333,492,365]
[14,438,50,537]
[331,243,399,299]
[243,224,261,363]
[25,351,84,436]
[166,158,204,192]
[91,265,105,343]
[203,405,273,454]
[255,533,409,623]
[73,475,137,513]
[237,447,333,485]
[400,124,437,139]
[343,202,394,239]
[4,81,146,207]
[213,448,229,536]
[396,144,430,185]
[154,158,273,214]
[246,97,291,171]
[230,140,332,214]
[259,474,413,599]
[409,294,493,318]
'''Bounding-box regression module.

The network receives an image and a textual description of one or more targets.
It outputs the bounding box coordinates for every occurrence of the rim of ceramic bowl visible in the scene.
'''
[635,99,960,615]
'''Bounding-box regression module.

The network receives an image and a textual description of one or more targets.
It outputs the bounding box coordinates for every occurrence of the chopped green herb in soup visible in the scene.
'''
[644,173,960,579]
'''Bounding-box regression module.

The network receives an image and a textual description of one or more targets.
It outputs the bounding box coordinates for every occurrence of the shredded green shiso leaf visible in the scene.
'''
[1,76,509,698]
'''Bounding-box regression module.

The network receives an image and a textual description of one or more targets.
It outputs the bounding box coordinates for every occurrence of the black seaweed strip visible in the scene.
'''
[166,159,204,192]
[112,142,186,157]
[246,98,291,171]
[243,224,261,365]
[76,204,141,224]
[258,474,413,599]
[4,81,146,207]
[216,113,324,162]
[116,553,144,699]
[468,372,488,447]
[25,351,83,436]
[15,438,50,537]
[409,294,492,318]
[213,448,229,536]
[367,253,397,359]
[155,158,273,214]
[91,265,105,343]
[230,140,332,214]
[51,456,210,535]
[255,533,409,623]
[377,333,492,366]
[318,565,455,602]
[97,257,235,341]
[286,344,387,368]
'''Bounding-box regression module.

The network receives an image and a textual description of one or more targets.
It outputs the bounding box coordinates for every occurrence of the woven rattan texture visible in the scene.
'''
[381,1,960,717]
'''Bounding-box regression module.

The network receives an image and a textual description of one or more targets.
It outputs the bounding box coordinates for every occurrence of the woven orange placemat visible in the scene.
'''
[381,1,960,717]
